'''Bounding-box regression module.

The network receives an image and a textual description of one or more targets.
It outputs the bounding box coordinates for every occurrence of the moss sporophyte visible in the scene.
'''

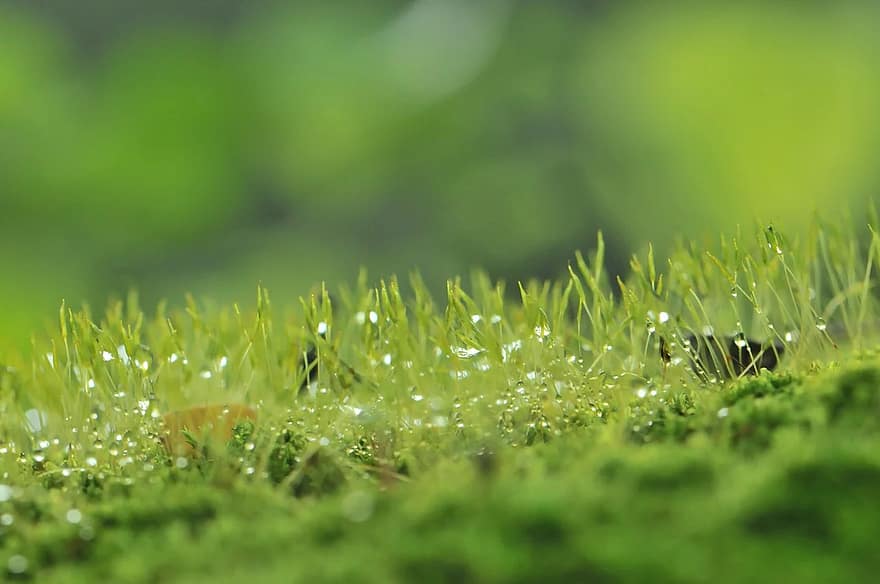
[3,221,880,582]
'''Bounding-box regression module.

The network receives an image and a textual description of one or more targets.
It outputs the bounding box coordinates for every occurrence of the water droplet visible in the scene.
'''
[200,370,213,379]
[0,485,12,502]
[175,457,188,469]
[316,321,329,335]
[85,457,97,467]
[382,353,393,366]
[117,345,130,365]
[451,346,482,359]
[717,407,729,418]
[24,409,46,433]
[411,394,425,402]
[470,314,482,324]
[342,490,375,523]
[169,353,179,363]
[369,311,379,325]
[501,340,522,362]
[102,350,114,362]
[658,312,670,324]
[490,315,502,325]
[66,509,82,524]
[534,325,552,340]
[1,513,14,526]
[319,437,331,446]
[646,321,656,334]
[730,287,738,298]
[816,318,827,332]
[7,554,27,574]
[245,442,256,451]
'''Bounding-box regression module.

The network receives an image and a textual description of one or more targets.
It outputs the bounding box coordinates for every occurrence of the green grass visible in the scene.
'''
[2,221,880,582]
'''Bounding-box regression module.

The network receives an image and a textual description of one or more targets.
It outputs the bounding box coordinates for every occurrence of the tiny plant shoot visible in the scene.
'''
[1,219,880,582]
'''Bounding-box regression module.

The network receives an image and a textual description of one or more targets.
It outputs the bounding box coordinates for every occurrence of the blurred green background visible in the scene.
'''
[2,0,879,350]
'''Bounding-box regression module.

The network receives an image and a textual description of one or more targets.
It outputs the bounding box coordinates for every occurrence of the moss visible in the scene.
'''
[266,427,307,485]
[288,447,347,498]
[723,371,799,405]
[822,365,880,423]
[4,224,880,581]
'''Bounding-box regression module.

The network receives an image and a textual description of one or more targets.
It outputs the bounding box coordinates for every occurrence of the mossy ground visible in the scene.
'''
[2,224,880,582]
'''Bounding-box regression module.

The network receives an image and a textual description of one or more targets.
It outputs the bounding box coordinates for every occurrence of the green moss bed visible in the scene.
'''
[2,225,880,582]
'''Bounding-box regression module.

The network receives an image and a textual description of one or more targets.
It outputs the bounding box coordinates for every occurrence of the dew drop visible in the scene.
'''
[534,325,552,340]
[7,554,27,574]
[66,509,82,524]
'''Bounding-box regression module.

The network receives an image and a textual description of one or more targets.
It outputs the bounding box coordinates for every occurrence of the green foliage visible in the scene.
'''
[1,222,880,581]
[3,2,880,347]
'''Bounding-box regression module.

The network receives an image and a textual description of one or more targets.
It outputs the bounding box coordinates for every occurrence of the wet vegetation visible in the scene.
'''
[2,222,880,582]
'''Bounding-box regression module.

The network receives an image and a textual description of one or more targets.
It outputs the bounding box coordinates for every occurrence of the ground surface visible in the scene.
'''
[2,226,880,582]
